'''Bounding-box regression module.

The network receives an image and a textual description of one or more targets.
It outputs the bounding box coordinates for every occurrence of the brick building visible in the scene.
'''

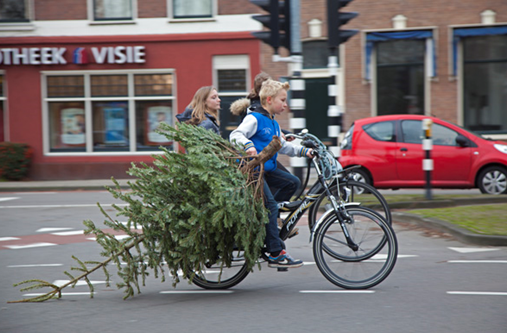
[0,0,506,180]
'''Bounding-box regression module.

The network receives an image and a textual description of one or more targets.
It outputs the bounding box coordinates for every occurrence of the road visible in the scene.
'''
[0,190,506,333]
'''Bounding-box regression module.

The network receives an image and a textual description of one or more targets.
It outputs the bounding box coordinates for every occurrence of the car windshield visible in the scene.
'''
[446,120,489,140]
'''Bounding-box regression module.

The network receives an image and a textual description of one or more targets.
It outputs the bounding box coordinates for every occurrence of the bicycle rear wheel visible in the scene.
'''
[313,206,397,289]
[308,180,391,230]
[190,251,250,289]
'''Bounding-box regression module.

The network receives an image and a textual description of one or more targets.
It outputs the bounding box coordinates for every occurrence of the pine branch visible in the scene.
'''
[10,123,281,302]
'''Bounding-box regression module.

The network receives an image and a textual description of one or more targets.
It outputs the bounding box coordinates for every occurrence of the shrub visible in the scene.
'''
[0,142,33,180]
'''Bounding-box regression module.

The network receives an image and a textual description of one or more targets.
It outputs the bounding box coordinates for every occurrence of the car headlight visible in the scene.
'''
[494,144,507,154]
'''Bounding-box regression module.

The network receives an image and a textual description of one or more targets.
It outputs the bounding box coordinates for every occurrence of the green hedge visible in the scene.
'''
[0,142,33,180]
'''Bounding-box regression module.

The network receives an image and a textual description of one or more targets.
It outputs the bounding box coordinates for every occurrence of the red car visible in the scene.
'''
[338,115,507,195]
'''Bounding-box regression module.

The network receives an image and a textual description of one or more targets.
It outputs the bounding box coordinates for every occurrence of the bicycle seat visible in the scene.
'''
[277,200,303,212]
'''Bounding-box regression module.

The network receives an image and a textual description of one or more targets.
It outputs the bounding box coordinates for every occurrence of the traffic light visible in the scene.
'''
[250,0,291,54]
[327,0,359,48]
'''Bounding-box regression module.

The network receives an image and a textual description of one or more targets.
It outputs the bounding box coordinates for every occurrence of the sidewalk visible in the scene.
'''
[1,179,506,246]
[0,179,132,192]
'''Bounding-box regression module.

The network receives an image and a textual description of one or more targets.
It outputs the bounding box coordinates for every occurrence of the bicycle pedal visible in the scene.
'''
[288,228,299,239]
[277,267,288,272]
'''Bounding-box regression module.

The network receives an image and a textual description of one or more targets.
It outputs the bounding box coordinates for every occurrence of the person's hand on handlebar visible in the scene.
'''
[307,149,315,159]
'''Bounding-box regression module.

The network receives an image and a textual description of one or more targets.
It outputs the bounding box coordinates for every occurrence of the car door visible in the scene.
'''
[396,120,472,184]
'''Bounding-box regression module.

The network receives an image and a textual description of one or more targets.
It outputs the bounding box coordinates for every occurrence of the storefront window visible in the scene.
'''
[44,71,175,154]
[47,76,84,98]
[94,0,132,21]
[48,102,87,152]
[173,0,212,19]
[134,74,173,96]
[92,101,129,151]
[135,100,173,151]
[0,0,29,22]
[376,39,425,115]
[463,34,507,134]
[91,75,128,97]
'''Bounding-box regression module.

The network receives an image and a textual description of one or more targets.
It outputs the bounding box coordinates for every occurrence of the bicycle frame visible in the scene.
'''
[278,155,360,242]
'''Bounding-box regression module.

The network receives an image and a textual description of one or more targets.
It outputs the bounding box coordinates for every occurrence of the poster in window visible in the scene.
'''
[61,108,85,145]
[104,108,127,144]
[146,106,172,144]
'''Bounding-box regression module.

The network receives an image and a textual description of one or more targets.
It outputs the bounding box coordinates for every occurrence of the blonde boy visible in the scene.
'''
[230,79,312,268]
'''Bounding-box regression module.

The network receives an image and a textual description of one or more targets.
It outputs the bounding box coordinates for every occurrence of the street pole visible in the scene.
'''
[285,0,306,181]
[327,47,340,156]
[422,119,433,200]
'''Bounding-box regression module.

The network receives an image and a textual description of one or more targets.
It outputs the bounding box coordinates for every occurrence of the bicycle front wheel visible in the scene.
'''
[190,251,250,289]
[313,207,397,289]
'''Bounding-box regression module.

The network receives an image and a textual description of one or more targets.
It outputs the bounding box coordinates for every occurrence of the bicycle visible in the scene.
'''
[190,130,398,290]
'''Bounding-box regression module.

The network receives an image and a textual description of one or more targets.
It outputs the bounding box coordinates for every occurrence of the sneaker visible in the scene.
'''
[277,218,299,238]
[268,250,303,268]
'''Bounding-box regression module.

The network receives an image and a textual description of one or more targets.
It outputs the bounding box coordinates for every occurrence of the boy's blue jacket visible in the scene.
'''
[229,106,310,172]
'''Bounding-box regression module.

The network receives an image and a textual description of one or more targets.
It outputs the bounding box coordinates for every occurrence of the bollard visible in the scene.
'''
[422,119,433,200]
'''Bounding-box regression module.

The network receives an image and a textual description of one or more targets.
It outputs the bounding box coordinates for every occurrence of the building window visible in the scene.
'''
[0,0,29,22]
[43,70,175,154]
[303,40,328,69]
[172,0,212,19]
[93,0,133,21]
[376,39,425,115]
[463,34,507,134]
[212,55,250,138]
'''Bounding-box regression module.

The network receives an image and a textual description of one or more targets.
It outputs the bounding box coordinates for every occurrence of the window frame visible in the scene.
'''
[363,28,436,117]
[87,0,137,23]
[42,69,176,156]
[167,0,217,21]
[212,55,250,137]
[0,0,34,31]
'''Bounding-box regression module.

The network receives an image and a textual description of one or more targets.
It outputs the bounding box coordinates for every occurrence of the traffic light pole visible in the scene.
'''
[327,47,341,156]
[326,0,358,156]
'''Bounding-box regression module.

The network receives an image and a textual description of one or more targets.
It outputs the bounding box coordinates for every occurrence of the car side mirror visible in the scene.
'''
[455,135,469,147]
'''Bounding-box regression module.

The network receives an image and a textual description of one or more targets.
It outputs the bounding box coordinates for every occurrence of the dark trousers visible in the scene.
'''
[262,167,301,254]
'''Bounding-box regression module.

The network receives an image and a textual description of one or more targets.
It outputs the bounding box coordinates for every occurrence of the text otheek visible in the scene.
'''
[0,46,146,65]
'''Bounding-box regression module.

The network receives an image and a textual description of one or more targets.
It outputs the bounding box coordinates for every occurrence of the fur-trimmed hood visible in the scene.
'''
[230,98,251,117]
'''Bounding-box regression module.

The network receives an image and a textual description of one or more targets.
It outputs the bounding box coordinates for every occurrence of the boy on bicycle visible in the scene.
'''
[230,79,313,268]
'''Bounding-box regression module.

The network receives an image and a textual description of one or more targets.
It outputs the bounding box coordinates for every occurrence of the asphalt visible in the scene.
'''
[1,179,506,247]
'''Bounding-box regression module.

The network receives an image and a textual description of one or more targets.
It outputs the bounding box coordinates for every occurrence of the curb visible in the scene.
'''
[392,211,507,247]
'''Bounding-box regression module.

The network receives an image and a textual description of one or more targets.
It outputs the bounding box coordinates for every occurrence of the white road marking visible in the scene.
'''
[53,280,107,287]
[447,291,507,296]
[300,290,375,294]
[160,290,234,294]
[51,230,85,236]
[0,237,20,241]
[448,260,507,264]
[0,197,19,202]
[23,292,95,297]
[8,264,63,268]
[448,247,500,253]
[0,203,128,209]
[37,227,73,233]
[4,242,57,249]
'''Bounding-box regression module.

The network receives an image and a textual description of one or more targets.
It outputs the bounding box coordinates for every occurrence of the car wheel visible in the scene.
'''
[478,166,507,195]
[349,168,371,194]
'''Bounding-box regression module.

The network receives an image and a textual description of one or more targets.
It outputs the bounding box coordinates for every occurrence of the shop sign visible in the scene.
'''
[0,45,146,65]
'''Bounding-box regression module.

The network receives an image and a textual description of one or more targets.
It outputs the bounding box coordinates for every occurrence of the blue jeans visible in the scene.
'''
[262,167,301,254]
